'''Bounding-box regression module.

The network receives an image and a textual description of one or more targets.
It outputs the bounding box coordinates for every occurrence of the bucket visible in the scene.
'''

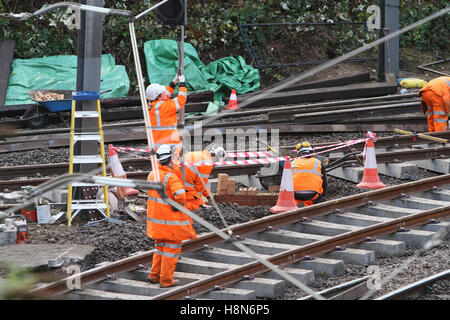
[21,209,37,223]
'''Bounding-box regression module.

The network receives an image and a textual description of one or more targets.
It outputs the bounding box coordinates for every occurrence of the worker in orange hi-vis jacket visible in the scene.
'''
[146,144,196,288]
[291,141,327,207]
[183,146,226,211]
[146,74,187,156]
[418,76,450,132]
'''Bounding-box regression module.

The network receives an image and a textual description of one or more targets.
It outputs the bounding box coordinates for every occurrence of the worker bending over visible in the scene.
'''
[146,144,196,288]
[146,74,187,153]
[418,76,450,132]
[292,141,327,207]
[184,146,226,211]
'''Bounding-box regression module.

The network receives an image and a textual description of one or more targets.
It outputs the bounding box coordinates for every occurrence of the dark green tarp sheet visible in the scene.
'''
[4,54,129,106]
[144,39,260,109]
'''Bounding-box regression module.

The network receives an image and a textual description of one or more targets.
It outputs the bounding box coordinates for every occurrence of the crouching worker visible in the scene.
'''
[184,146,226,211]
[292,141,327,207]
[146,144,197,288]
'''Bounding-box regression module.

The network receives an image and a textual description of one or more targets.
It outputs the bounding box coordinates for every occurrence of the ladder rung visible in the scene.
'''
[73,155,104,164]
[71,182,104,187]
[71,203,108,210]
[74,134,101,142]
[74,111,99,118]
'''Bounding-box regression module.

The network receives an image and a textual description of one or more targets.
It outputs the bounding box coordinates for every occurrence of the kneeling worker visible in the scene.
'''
[146,144,197,288]
[184,146,226,211]
[292,141,327,207]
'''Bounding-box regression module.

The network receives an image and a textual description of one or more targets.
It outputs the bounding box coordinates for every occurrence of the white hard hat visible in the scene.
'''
[211,145,226,161]
[156,144,173,162]
[146,84,166,101]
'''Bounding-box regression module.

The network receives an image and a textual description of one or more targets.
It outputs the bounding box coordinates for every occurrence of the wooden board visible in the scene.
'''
[0,40,15,107]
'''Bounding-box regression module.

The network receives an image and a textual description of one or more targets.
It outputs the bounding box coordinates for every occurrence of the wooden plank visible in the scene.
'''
[0,40,16,107]
[281,72,371,92]
[241,82,398,108]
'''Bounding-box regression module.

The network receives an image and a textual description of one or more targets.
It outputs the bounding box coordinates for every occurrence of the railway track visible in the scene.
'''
[1,131,449,190]
[0,92,426,154]
[29,174,450,300]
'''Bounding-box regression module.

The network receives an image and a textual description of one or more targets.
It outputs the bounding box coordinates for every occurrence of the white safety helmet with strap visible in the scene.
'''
[156,144,174,163]
[146,84,166,101]
[210,145,226,162]
[296,141,314,156]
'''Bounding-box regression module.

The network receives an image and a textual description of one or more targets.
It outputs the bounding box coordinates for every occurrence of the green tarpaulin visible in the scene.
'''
[144,39,260,106]
[4,54,129,106]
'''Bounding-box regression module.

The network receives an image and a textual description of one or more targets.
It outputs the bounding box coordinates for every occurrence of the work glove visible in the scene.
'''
[179,74,185,83]
[172,74,179,83]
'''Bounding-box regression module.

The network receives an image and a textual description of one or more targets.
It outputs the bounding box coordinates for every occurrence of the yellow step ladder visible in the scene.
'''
[67,91,110,226]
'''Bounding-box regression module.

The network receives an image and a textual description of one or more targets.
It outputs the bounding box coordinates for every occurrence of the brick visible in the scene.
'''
[268,185,280,193]
[238,188,248,195]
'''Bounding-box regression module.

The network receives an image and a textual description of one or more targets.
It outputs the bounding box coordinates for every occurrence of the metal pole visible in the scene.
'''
[377,0,386,81]
[129,21,160,182]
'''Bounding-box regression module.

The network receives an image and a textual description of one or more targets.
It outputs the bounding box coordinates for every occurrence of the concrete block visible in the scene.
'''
[282,220,360,236]
[380,229,436,248]
[414,158,450,174]
[185,246,270,265]
[352,239,405,257]
[353,203,419,218]
[67,288,150,300]
[316,211,391,227]
[231,277,286,298]
[176,257,232,275]
[377,162,418,180]
[262,267,315,285]
[295,257,345,276]
[386,196,447,211]
[323,247,375,265]
[327,166,364,183]
[201,287,256,300]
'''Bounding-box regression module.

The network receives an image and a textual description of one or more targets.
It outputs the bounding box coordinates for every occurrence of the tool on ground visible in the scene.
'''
[0,215,30,245]
[394,128,448,144]
[67,91,110,227]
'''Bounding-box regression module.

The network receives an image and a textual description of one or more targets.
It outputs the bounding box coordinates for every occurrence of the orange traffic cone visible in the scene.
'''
[270,158,298,214]
[357,132,386,190]
[225,89,240,110]
[108,145,139,199]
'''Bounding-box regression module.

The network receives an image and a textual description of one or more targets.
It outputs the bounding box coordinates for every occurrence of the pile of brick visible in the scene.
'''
[34,91,64,101]
[217,174,236,195]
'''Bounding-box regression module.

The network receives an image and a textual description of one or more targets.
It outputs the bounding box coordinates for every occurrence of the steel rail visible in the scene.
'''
[29,174,450,298]
[375,269,450,300]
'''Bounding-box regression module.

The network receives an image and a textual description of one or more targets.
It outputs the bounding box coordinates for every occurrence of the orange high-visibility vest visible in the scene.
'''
[292,157,323,205]
[147,83,187,149]
[184,151,213,210]
[147,164,197,241]
[419,77,450,132]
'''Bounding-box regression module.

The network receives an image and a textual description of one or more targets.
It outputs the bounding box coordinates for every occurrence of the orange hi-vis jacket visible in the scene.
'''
[292,157,324,205]
[147,82,188,149]
[147,164,197,241]
[419,76,450,132]
[184,151,213,210]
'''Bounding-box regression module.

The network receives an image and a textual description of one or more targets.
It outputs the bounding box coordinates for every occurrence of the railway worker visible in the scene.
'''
[183,146,226,211]
[146,144,197,288]
[291,141,327,207]
[145,73,187,158]
[418,76,450,132]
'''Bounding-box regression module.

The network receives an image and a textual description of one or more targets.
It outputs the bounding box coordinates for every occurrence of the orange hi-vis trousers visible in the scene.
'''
[148,239,182,287]
[422,90,448,132]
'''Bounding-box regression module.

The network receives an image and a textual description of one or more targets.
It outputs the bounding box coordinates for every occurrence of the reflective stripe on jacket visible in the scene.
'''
[147,164,197,241]
[184,151,213,210]
[292,157,324,195]
[148,84,188,148]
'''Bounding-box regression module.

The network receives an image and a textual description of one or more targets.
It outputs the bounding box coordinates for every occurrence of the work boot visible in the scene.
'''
[146,277,159,284]
[160,279,181,288]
